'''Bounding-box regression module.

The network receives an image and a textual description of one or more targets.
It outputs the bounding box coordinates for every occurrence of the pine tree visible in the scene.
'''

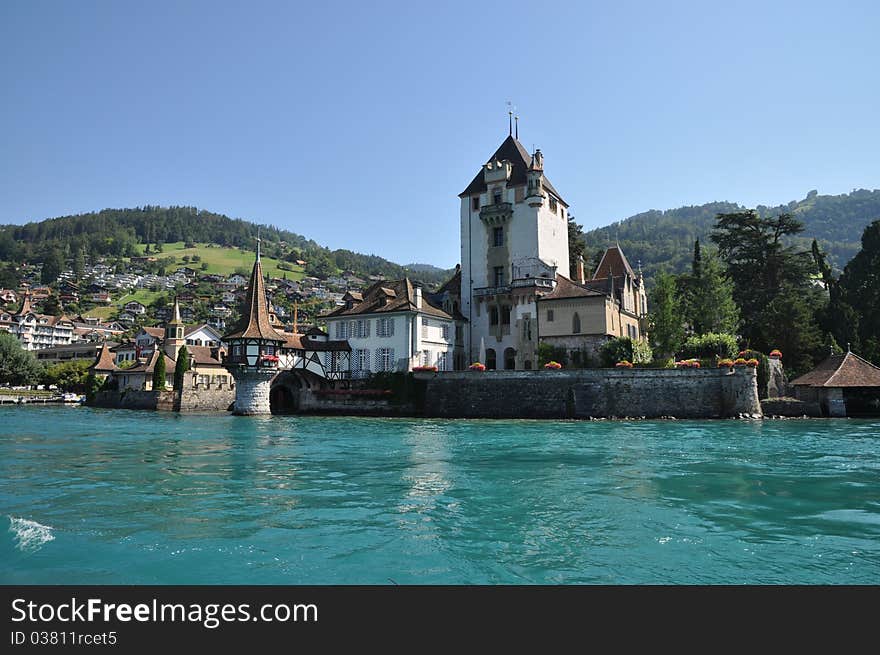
[648,271,685,358]
[152,353,167,391]
[174,345,190,392]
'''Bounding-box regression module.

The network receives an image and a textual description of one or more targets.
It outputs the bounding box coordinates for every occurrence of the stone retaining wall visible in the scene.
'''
[91,386,234,412]
[760,397,821,417]
[417,367,761,419]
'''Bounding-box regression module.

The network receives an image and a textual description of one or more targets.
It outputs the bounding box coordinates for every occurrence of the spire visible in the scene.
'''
[18,292,32,316]
[515,114,519,140]
[171,296,182,324]
[256,228,261,263]
[222,247,283,342]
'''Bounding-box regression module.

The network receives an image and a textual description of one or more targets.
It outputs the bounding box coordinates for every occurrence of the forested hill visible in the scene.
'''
[0,206,453,285]
[581,188,880,275]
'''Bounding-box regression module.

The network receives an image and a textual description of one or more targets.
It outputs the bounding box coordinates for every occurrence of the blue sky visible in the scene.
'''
[2,1,878,268]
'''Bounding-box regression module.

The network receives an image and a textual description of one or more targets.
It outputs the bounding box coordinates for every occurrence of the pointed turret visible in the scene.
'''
[164,296,186,358]
[18,292,32,316]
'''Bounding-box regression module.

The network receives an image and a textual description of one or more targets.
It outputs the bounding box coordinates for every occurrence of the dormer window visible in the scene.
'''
[493,190,502,204]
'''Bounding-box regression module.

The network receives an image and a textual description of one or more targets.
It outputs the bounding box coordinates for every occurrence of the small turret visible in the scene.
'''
[526,149,545,207]
[164,296,185,358]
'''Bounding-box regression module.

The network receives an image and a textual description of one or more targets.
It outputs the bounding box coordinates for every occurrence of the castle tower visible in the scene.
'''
[164,296,186,359]
[459,131,570,368]
[222,240,285,415]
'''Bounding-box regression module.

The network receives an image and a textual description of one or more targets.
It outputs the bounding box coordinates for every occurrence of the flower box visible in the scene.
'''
[733,358,748,366]
[718,359,734,368]
[543,361,563,369]
[468,362,486,371]
[746,358,759,367]
[412,366,438,372]
[769,350,782,359]
[615,361,634,368]
[675,359,701,369]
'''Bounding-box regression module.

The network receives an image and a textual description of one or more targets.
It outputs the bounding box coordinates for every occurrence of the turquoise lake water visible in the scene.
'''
[1,406,879,584]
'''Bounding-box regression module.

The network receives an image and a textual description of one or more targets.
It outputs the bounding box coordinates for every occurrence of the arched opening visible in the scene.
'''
[504,347,516,370]
[524,360,532,370]
[572,312,581,334]
[486,348,497,370]
[270,371,303,414]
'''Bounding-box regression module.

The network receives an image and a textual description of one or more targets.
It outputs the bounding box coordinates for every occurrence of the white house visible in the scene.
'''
[124,301,147,315]
[323,279,456,377]
[184,323,223,347]
[1,294,74,351]
[459,132,570,369]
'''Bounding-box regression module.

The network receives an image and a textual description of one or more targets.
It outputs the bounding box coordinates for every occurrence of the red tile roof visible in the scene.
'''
[593,245,636,281]
[539,274,605,301]
[324,278,452,320]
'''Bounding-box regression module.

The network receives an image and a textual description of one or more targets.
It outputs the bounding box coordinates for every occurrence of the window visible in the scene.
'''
[549,197,558,213]
[486,348,496,370]
[489,306,499,326]
[546,309,554,322]
[472,196,480,211]
[377,347,393,372]
[493,266,504,287]
[378,317,394,337]
[264,345,275,355]
[492,226,504,247]
[422,319,429,339]
[422,350,430,366]
[572,312,581,334]
[232,344,241,356]
[455,324,463,342]
[438,351,448,371]
[524,360,532,370]
[358,349,370,372]
[335,321,347,339]
[504,347,516,370]
[501,306,511,325]
[493,190,502,204]
[442,324,450,340]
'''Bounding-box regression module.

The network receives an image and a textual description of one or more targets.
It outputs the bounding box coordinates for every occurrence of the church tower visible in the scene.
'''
[458,129,570,369]
[164,296,186,359]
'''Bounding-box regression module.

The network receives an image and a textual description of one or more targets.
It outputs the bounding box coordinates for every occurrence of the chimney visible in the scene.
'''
[576,256,586,284]
[414,286,423,310]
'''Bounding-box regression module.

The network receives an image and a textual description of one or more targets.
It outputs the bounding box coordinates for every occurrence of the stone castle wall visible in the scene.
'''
[417,367,761,419]
[91,385,234,412]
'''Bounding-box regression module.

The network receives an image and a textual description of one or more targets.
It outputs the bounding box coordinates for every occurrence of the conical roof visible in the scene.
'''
[223,254,284,341]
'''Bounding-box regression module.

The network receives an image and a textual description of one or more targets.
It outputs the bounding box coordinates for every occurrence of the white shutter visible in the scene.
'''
[374,348,382,371]
[389,348,395,371]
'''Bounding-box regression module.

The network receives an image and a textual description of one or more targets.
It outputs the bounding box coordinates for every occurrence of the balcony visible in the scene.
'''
[479,202,512,225]
[511,277,556,290]
[473,285,511,298]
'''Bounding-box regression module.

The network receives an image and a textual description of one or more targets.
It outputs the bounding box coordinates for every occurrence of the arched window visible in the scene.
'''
[486,348,497,370]
[504,347,516,370]
[572,312,581,334]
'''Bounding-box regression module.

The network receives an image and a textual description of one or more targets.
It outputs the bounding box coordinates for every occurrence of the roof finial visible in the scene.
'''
[507,100,513,136]
[515,114,519,139]
[256,227,261,263]
[847,342,851,353]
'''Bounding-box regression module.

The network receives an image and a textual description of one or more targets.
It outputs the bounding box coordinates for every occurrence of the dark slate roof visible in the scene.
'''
[323,278,453,320]
[437,266,461,295]
[187,345,225,366]
[459,135,565,204]
[539,274,606,301]
[790,352,880,388]
[223,256,285,341]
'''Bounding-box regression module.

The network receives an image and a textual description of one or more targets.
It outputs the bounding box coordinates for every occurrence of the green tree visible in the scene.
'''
[73,248,85,278]
[41,247,64,284]
[684,250,739,335]
[174,345,190,391]
[647,271,685,358]
[836,219,880,363]
[567,215,587,274]
[152,354,167,390]
[0,264,19,290]
[711,210,820,370]
[42,360,92,392]
[42,294,61,315]
[0,333,43,386]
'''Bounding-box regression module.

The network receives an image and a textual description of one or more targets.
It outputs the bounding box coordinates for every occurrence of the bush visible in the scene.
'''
[599,337,652,368]
[537,342,568,367]
[739,349,770,399]
[680,333,738,360]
